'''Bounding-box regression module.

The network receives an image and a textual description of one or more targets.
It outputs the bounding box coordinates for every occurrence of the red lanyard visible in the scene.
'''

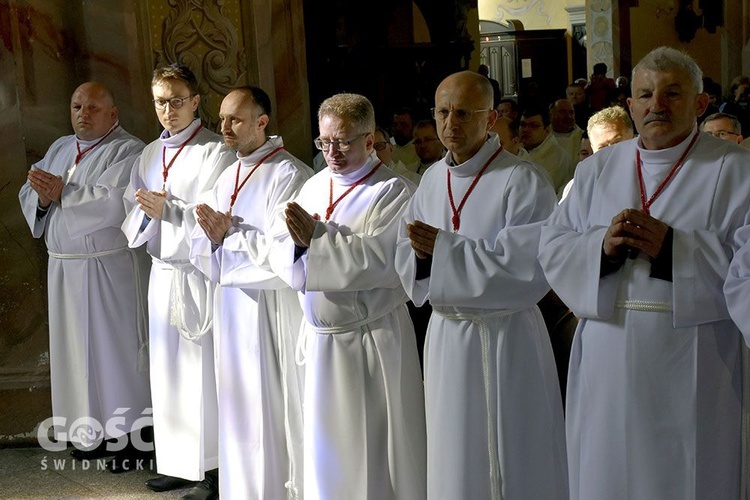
[325,161,383,222]
[229,146,284,213]
[636,130,700,215]
[447,146,503,232]
[161,124,203,189]
[75,124,119,165]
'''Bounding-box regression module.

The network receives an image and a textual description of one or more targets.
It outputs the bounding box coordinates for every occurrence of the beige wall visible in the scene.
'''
[629,1,747,95]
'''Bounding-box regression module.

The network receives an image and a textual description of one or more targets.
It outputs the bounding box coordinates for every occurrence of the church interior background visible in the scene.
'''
[0,0,748,443]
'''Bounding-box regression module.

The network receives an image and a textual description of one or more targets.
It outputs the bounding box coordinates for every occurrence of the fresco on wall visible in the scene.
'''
[479,0,585,31]
[490,0,551,26]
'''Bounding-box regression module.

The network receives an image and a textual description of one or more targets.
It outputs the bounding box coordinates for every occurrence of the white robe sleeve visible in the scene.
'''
[725,224,750,345]
[122,154,160,248]
[304,180,410,292]
[188,188,222,283]
[217,163,309,290]
[18,139,66,238]
[672,228,732,328]
[539,163,621,319]
[19,180,47,239]
[268,232,307,292]
[395,198,430,306]
[429,165,555,309]
[61,149,143,239]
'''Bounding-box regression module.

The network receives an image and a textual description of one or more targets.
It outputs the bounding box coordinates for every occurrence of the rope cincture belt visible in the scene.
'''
[432,307,523,500]
[615,300,672,313]
[48,246,149,372]
[295,308,394,366]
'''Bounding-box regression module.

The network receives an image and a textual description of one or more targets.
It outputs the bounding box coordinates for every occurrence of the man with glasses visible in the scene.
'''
[519,105,573,194]
[413,119,445,175]
[700,111,744,145]
[19,82,152,472]
[271,93,426,500]
[122,63,234,498]
[396,71,567,499]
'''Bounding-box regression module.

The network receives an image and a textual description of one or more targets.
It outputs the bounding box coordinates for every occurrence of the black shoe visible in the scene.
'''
[70,443,113,461]
[179,472,219,500]
[145,475,196,492]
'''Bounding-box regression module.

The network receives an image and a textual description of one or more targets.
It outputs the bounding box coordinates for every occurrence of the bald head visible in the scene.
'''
[437,71,494,110]
[70,82,118,141]
[434,71,497,164]
[220,87,272,155]
[491,116,520,155]
[550,99,575,133]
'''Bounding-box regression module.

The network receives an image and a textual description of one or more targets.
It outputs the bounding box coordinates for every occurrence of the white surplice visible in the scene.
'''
[553,125,584,168]
[19,125,152,443]
[122,119,234,480]
[188,137,311,499]
[540,130,750,500]
[396,134,568,500]
[270,152,427,500]
[522,133,574,193]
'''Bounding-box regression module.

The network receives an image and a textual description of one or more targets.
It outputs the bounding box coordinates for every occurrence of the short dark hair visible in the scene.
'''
[521,104,550,128]
[498,98,519,112]
[152,63,199,95]
[593,62,608,76]
[233,86,272,117]
[414,119,437,134]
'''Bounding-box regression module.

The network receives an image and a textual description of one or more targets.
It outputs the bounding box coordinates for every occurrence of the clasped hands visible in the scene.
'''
[603,208,668,261]
[28,168,64,208]
[134,188,168,220]
[196,204,233,245]
[285,202,319,248]
[406,220,439,259]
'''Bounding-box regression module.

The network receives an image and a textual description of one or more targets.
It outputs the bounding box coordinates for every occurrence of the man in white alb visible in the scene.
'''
[540,46,750,499]
[122,64,234,499]
[396,71,567,499]
[519,105,573,194]
[19,81,151,471]
[272,93,426,500]
[188,86,310,499]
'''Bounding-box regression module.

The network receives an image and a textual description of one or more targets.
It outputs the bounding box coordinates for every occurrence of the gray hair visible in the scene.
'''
[700,112,742,135]
[632,46,703,94]
[587,106,634,136]
[318,93,375,134]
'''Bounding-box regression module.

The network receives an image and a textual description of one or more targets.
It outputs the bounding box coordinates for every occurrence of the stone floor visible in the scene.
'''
[0,446,195,499]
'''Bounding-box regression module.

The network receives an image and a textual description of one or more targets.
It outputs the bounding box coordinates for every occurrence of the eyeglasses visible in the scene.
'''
[706,130,739,139]
[431,107,491,123]
[373,141,389,151]
[152,95,195,110]
[413,137,440,146]
[314,133,369,152]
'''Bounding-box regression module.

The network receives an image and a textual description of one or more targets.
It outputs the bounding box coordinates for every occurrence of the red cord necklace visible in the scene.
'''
[68,124,120,181]
[228,146,284,214]
[636,130,700,215]
[447,146,503,232]
[161,124,203,189]
[325,161,383,222]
